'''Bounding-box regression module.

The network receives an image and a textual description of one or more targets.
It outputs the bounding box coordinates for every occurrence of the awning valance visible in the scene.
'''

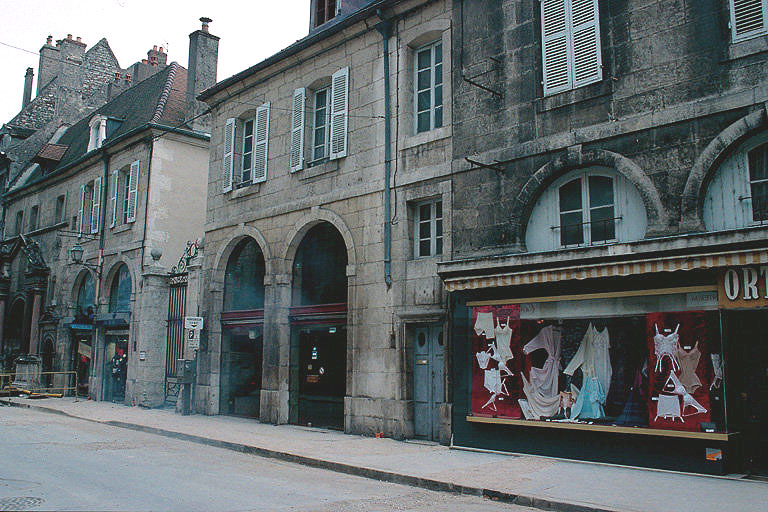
[442,247,768,292]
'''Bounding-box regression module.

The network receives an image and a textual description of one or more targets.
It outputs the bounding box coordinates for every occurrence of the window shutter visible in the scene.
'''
[222,118,235,192]
[77,184,85,236]
[90,177,102,234]
[731,0,767,41]
[110,170,118,228]
[126,160,139,223]
[541,0,570,95]
[329,67,349,160]
[570,0,602,87]
[290,88,306,172]
[252,103,270,183]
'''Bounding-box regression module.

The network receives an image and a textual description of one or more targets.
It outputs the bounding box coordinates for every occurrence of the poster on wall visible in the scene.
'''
[471,305,522,418]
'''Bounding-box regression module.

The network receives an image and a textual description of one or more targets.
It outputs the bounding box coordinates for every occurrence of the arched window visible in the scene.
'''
[704,136,768,231]
[76,272,95,315]
[223,238,265,312]
[292,222,347,305]
[108,264,132,313]
[526,167,647,252]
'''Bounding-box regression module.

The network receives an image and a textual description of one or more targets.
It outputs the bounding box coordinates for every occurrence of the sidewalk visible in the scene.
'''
[2,397,765,512]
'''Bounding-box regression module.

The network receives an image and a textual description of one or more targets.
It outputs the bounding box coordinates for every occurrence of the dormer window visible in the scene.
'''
[314,0,338,27]
[88,115,107,151]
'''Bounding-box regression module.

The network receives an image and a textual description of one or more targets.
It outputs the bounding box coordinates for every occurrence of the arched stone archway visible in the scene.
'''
[282,208,356,275]
[513,148,668,248]
[681,109,768,231]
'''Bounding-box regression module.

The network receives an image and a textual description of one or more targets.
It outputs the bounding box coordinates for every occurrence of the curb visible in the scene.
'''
[1,399,620,512]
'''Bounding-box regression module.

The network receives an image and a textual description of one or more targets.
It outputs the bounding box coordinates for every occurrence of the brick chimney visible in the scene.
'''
[37,35,59,95]
[57,34,87,94]
[147,45,168,68]
[186,17,219,132]
[22,68,34,109]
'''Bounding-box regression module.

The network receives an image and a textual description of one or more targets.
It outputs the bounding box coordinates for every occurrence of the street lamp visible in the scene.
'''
[70,243,84,264]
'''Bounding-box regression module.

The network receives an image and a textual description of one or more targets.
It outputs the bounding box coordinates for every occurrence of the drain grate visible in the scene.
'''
[0,497,45,510]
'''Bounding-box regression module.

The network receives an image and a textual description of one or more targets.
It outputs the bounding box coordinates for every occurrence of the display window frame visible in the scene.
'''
[464,285,733,441]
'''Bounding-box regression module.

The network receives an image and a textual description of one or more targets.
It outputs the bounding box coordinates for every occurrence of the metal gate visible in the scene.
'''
[164,241,197,403]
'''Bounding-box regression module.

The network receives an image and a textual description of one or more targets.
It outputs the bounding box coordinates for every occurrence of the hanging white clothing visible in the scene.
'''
[484,369,502,395]
[654,323,680,373]
[493,317,515,364]
[474,312,495,339]
[665,371,707,417]
[655,394,683,422]
[521,325,562,419]
[476,350,492,370]
[563,323,612,398]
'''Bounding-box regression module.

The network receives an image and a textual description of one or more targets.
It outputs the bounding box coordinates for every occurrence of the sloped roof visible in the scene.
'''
[8,62,188,194]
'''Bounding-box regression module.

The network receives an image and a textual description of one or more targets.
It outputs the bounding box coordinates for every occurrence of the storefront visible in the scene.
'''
[441,249,768,476]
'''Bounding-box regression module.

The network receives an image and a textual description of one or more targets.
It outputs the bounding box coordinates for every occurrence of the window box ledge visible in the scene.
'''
[112,223,132,234]
[298,158,339,180]
[230,182,261,199]
[536,79,613,113]
[402,125,452,151]
[724,35,768,62]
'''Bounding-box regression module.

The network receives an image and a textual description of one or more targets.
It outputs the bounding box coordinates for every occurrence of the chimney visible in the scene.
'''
[22,68,34,109]
[37,35,59,95]
[147,44,168,68]
[186,17,219,132]
[57,34,87,95]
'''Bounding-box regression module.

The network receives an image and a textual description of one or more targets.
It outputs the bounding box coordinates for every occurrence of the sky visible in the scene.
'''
[0,0,311,122]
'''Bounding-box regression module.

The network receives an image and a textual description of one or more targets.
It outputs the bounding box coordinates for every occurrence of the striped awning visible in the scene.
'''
[443,247,768,292]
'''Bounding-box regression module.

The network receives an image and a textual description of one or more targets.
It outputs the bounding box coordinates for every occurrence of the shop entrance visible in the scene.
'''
[220,323,263,417]
[294,325,346,429]
[103,333,128,402]
[726,310,768,476]
[69,331,92,396]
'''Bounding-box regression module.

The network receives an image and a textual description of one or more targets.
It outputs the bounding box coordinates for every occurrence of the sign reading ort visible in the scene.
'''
[718,266,768,309]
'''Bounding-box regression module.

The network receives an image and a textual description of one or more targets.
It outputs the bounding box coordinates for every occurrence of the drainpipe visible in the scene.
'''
[376,11,393,288]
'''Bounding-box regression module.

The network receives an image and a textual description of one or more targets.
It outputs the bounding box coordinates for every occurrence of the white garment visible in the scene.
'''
[476,350,492,369]
[474,312,495,339]
[654,323,680,373]
[484,369,502,394]
[665,371,707,417]
[521,325,562,418]
[655,394,683,422]
[563,323,612,398]
[493,318,515,364]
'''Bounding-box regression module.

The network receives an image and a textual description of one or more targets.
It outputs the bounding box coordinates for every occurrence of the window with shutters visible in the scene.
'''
[704,135,768,230]
[730,0,768,42]
[312,87,331,162]
[329,68,349,160]
[414,41,443,134]
[526,168,647,252]
[121,169,130,223]
[413,199,443,258]
[540,0,602,96]
[241,118,255,184]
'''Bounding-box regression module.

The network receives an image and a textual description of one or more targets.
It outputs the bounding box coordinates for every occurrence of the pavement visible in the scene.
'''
[2,396,766,512]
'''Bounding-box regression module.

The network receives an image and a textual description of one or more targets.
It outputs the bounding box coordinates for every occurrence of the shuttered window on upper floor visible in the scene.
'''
[730,0,768,42]
[541,0,602,96]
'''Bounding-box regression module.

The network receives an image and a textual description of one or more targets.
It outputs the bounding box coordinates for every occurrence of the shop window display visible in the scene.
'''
[469,292,726,433]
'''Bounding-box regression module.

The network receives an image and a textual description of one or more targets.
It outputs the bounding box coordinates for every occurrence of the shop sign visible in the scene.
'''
[184,316,204,330]
[718,266,768,309]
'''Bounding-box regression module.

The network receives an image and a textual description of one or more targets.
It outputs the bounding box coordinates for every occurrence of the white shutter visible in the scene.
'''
[252,103,270,183]
[541,0,570,95]
[77,184,85,236]
[110,170,118,228]
[126,160,139,223]
[329,67,349,160]
[731,0,768,41]
[290,88,306,172]
[570,0,601,87]
[222,118,235,192]
[90,176,102,233]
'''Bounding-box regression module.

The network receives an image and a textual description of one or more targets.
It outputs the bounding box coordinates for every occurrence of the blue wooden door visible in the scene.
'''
[414,325,444,440]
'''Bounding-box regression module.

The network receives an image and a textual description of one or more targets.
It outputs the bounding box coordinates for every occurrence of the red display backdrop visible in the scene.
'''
[646,311,712,432]
[470,305,522,418]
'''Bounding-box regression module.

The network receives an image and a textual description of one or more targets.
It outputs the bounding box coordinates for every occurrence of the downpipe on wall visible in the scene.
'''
[376,11,393,288]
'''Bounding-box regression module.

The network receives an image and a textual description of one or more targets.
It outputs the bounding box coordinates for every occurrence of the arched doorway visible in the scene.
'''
[289,222,348,429]
[71,272,95,396]
[220,237,266,417]
[4,298,27,370]
[103,264,130,402]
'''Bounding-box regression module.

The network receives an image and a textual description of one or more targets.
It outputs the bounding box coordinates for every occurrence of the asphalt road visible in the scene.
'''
[0,405,533,511]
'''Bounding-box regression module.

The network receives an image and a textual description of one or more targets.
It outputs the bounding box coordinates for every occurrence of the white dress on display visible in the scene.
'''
[563,323,612,398]
[520,325,562,419]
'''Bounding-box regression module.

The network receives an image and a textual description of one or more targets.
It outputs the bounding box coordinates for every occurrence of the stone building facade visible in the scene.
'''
[0,21,218,408]
[196,0,453,441]
[438,0,768,475]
